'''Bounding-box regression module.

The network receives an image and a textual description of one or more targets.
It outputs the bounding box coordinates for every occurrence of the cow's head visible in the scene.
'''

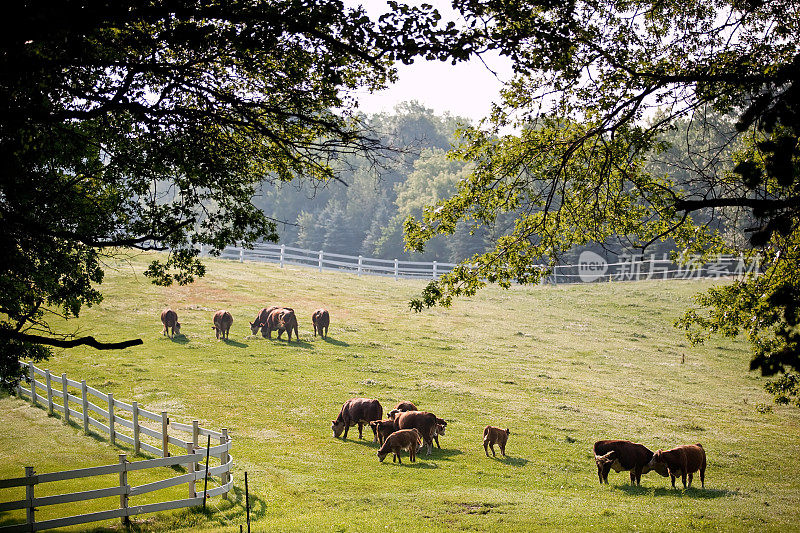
[377,449,389,462]
[645,450,670,476]
[595,450,617,473]
[505,428,510,436]
[331,420,345,438]
[249,321,262,335]
[173,322,181,335]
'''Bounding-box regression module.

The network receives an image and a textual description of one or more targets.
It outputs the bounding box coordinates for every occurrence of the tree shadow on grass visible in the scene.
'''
[617,485,737,499]
[222,339,248,348]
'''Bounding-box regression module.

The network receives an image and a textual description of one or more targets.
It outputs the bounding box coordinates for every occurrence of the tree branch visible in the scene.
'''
[0,330,143,350]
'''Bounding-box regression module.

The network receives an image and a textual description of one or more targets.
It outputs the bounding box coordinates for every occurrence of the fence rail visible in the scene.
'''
[205,243,760,283]
[2,362,233,531]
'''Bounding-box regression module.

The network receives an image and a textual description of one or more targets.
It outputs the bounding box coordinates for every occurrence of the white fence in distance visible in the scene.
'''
[208,243,760,283]
[1,362,233,532]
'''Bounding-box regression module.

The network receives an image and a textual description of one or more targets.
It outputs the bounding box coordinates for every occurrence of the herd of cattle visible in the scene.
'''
[162,309,707,487]
[159,306,330,341]
[331,397,510,464]
[333,398,707,488]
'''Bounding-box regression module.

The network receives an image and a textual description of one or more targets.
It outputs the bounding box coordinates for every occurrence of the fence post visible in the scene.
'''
[25,466,35,529]
[119,454,130,527]
[318,250,323,272]
[394,259,399,280]
[108,393,115,445]
[132,401,140,455]
[81,380,89,434]
[62,373,69,425]
[357,255,363,276]
[186,442,196,498]
[162,411,169,457]
[220,428,230,500]
[280,244,285,268]
[432,261,438,279]
[29,363,37,406]
[45,369,54,415]
[192,420,200,450]
[239,248,244,262]
[199,244,205,256]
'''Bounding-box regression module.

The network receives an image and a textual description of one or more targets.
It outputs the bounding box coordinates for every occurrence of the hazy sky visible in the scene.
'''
[348,1,513,123]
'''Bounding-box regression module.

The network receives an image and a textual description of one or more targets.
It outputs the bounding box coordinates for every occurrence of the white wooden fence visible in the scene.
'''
[208,243,759,283]
[1,362,233,531]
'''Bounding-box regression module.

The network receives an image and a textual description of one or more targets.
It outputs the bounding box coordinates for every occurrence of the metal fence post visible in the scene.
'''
[25,466,35,529]
[132,401,140,454]
[318,250,323,272]
[81,380,89,434]
[394,259,399,280]
[357,255,363,276]
[108,392,115,445]
[45,369,54,415]
[62,373,69,425]
[162,411,170,457]
[280,244,285,268]
[119,455,129,527]
[29,364,37,406]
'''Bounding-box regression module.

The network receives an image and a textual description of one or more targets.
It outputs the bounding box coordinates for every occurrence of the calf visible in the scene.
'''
[387,401,418,420]
[377,429,422,464]
[312,308,330,339]
[394,411,438,455]
[160,308,180,338]
[369,419,397,445]
[594,439,668,486]
[263,307,299,341]
[250,306,280,335]
[212,310,233,339]
[648,444,706,489]
[483,426,510,457]
[331,398,383,441]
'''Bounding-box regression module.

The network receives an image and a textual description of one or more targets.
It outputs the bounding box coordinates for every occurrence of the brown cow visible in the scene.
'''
[369,419,397,445]
[331,398,383,441]
[250,306,280,335]
[594,439,669,486]
[377,429,422,464]
[387,401,418,420]
[211,310,233,339]
[483,426,510,457]
[312,309,330,339]
[648,444,707,489]
[160,308,180,338]
[263,307,299,341]
[394,411,438,455]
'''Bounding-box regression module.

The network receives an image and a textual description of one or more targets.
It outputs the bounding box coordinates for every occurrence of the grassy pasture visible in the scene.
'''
[1,252,799,532]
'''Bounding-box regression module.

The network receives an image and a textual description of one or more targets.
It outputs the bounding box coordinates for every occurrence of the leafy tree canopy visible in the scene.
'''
[0,0,473,389]
[405,0,800,404]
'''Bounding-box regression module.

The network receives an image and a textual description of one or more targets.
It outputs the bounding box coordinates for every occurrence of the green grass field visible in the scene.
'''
[2,252,800,532]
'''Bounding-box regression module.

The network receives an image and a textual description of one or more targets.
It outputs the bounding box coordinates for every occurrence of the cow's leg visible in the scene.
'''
[434,434,440,448]
[500,443,506,457]
[670,475,676,488]
[358,422,364,439]
[395,449,402,464]
[490,443,496,457]
[597,466,604,484]
[700,468,705,488]
[688,473,693,488]
[426,439,432,456]
[342,423,349,440]
[485,441,490,457]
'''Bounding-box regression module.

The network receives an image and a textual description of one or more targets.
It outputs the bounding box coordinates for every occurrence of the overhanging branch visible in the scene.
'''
[1,330,143,350]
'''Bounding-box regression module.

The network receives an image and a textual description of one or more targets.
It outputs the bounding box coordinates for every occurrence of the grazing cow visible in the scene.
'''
[160,308,180,338]
[377,429,422,464]
[483,426,510,457]
[593,439,669,486]
[394,411,438,455]
[250,306,280,335]
[648,444,707,489]
[387,401,418,420]
[369,419,397,445]
[263,307,299,341]
[312,309,330,339]
[331,398,383,441]
[433,418,447,449]
[211,310,233,340]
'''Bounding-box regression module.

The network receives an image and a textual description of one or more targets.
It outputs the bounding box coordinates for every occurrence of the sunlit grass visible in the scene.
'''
[1,252,799,531]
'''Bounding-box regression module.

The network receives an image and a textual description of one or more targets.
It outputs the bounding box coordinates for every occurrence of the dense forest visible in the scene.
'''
[253,102,743,264]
